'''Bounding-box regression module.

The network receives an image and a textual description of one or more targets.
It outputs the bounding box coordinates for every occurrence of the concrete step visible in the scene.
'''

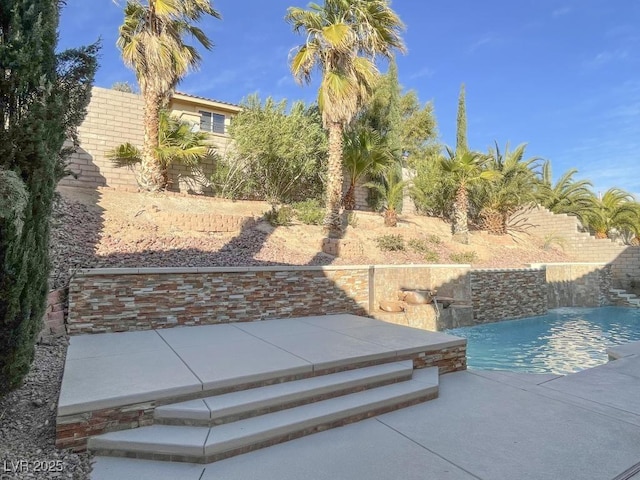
[88,369,438,464]
[617,293,637,299]
[610,289,627,294]
[155,361,414,426]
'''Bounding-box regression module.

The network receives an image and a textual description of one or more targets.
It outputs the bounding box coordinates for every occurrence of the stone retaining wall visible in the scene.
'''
[40,288,67,340]
[68,266,370,334]
[470,268,547,323]
[154,211,257,233]
[67,264,559,334]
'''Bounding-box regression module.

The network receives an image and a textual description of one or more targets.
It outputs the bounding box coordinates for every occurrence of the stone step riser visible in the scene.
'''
[155,371,413,427]
[90,385,437,464]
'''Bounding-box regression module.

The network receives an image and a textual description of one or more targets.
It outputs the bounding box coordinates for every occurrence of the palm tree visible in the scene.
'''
[342,127,397,210]
[365,166,406,227]
[535,162,595,225]
[442,148,499,243]
[117,0,220,191]
[585,188,640,239]
[475,142,541,235]
[441,83,499,243]
[286,0,405,237]
[108,110,213,188]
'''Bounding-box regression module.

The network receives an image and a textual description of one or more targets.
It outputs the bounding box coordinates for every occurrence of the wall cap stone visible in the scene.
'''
[471,267,545,273]
[527,262,610,267]
[374,264,471,270]
[73,263,478,277]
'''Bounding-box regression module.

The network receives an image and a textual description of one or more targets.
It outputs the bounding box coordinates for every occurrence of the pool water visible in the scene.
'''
[447,307,640,374]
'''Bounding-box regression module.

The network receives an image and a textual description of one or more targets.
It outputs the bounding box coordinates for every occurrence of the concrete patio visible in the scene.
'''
[88,340,640,480]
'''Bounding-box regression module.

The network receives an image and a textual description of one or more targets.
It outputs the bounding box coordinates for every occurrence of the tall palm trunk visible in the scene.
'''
[325,121,344,237]
[452,184,469,244]
[139,90,165,191]
[343,182,356,211]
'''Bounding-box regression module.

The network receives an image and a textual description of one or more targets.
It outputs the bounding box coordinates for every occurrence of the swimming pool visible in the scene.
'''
[447,307,640,374]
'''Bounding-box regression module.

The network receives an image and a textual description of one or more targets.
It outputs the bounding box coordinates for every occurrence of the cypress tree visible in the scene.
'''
[0,0,97,393]
[456,83,468,154]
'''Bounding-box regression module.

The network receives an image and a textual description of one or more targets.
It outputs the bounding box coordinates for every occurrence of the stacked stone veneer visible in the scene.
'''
[67,266,370,334]
[513,205,640,289]
[39,288,67,340]
[470,268,547,323]
[67,263,562,334]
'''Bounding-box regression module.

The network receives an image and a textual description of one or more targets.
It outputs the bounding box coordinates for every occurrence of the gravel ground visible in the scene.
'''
[0,338,92,480]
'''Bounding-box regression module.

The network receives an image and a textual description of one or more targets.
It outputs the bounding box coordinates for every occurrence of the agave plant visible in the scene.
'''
[108,110,213,188]
[365,167,406,227]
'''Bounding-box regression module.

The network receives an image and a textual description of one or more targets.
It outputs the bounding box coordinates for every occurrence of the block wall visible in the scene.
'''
[59,87,233,195]
[512,205,640,289]
[59,87,143,191]
[536,263,613,308]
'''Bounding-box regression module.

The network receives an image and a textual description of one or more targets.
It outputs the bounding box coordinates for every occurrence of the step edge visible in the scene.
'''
[89,382,436,460]
[155,363,414,422]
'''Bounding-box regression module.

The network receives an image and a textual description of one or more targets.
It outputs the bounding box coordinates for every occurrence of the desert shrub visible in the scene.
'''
[423,250,440,263]
[375,234,405,251]
[264,206,295,226]
[408,239,439,262]
[427,234,442,245]
[408,238,429,253]
[542,233,566,251]
[229,95,327,204]
[293,199,324,225]
[209,150,261,200]
[450,251,478,264]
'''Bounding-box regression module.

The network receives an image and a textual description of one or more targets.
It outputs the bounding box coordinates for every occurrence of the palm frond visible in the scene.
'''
[107,142,142,167]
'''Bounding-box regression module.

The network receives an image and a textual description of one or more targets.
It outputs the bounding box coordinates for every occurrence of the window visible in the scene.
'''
[199,111,226,134]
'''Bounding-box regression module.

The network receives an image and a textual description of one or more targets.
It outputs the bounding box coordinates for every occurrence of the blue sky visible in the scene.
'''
[59,1,640,196]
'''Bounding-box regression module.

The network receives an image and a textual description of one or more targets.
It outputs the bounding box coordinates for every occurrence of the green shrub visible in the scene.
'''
[293,199,324,225]
[427,234,442,245]
[0,6,97,392]
[264,206,295,226]
[450,251,478,264]
[408,238,440,262]
[375,234,405,251]
[542,233,566,251]
[408,238,430,253]
[423,250,440,263]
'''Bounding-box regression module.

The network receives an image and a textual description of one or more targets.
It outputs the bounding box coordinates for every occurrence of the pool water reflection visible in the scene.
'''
[447,307,640,374]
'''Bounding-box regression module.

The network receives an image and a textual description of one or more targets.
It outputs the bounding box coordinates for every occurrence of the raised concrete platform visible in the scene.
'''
[91,352,640,480]
[57,315,466,451]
